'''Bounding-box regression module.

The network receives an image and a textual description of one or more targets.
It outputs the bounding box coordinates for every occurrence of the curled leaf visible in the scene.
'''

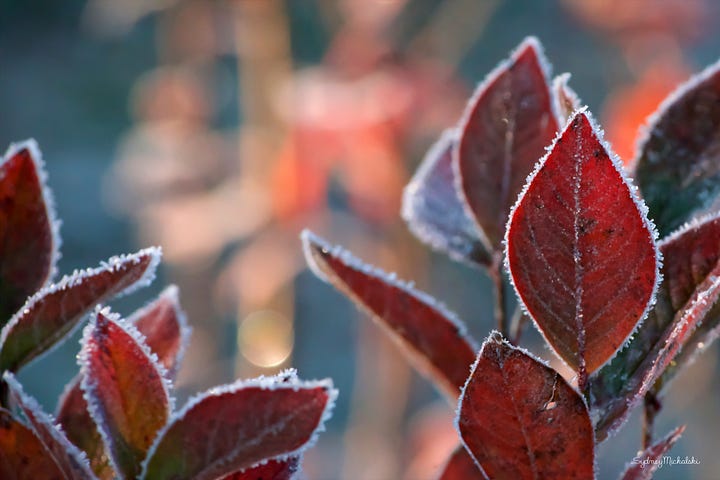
[506,111,659,377]
[456,332,594,480]
[635,59,720,236]
[141,372,336,480]
[4,372,96,480]
[619,425,685,480]
[456,37,559,250]
[0,407,66,480]
[302,230,478,401]
[0,247,161,373]
[79,309,172,480]
[0,140,60,325]
[402,130,491,267]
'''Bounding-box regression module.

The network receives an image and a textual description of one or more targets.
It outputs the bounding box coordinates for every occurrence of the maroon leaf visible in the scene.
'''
[141,372,336,480]
[55,286,189,478]
[455,37,559,250]
[0,247,161,373]
[302,230,478,401]
[506,111,659,379]
[634,60,720,236]
[552,73,582,123]
[0,141,60,325]
[619,425,685,480]
[219,457,300,480]
[437,445,485,480]
[0,407,66,480]
[4,373,96,480]
[55,379,113,480]
[402,130,491,267]
[590,214,720,439]
[79,309,171,480]
[456,332,594,480]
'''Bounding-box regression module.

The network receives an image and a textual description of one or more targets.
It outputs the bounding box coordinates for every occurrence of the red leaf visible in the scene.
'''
[127,285,190,378]
[619,425,685,480]
[553,73,582,123]
[456,332,595,480]
[590,214,720,439]
[141,372,336,480]
[219,457,300,480]
[4,373,96,480]
[0,407,66,480]
[634,59,720,236]
[302,230,478,401]
[79,310,171,480]
[0,141,59,325]
[456,37,559,250]
[437,445,485,480]
[402,130,491,267]
[56,286,189,478]
[506,111,659,378]
[0,247,161,372]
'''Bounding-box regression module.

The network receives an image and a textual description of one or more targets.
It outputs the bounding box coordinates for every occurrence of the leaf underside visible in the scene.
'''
[302,231,477,401]
[80,311,170,480]
[402,130,491,267]
[552,73,581,124]
[142,381,333,480]
[457,332,594,480]
[590,214,720,439]
[619,425,685,480]
[0,248,160,373]
[0,407,66,480]
[438,445,485,480]
[506,112,658,375]
[0,142,57,326]
[635,61,720,237]
[456,37,559,250]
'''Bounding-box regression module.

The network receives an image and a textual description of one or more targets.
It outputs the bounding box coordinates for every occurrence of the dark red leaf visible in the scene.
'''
[0,407,66,480]
[219,457,300,480]
[127,285,190,378]
[0,247,161,372]
[456,332,594,480]
[0,141,59,325]
[302,230,478,401]
[4,373,96,480]
[141,373,336,480]
[402,130,491,267]
[456,37,559,250]
[635,60,720,236]
[506,111,659,377]
[80,310,171,480]
[437,445,485,480]
[619,425,685,480]
[55,286,189,478]
[590,214,720,439]
[55,378,113,480]
[553,73,582,123]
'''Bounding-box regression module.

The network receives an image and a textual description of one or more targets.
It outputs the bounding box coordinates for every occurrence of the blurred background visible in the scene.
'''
[1,1,720,478]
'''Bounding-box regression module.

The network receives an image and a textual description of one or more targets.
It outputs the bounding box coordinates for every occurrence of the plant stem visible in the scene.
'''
[490,253,508,338]
[510,306,529,344]
[642,392,662,449]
